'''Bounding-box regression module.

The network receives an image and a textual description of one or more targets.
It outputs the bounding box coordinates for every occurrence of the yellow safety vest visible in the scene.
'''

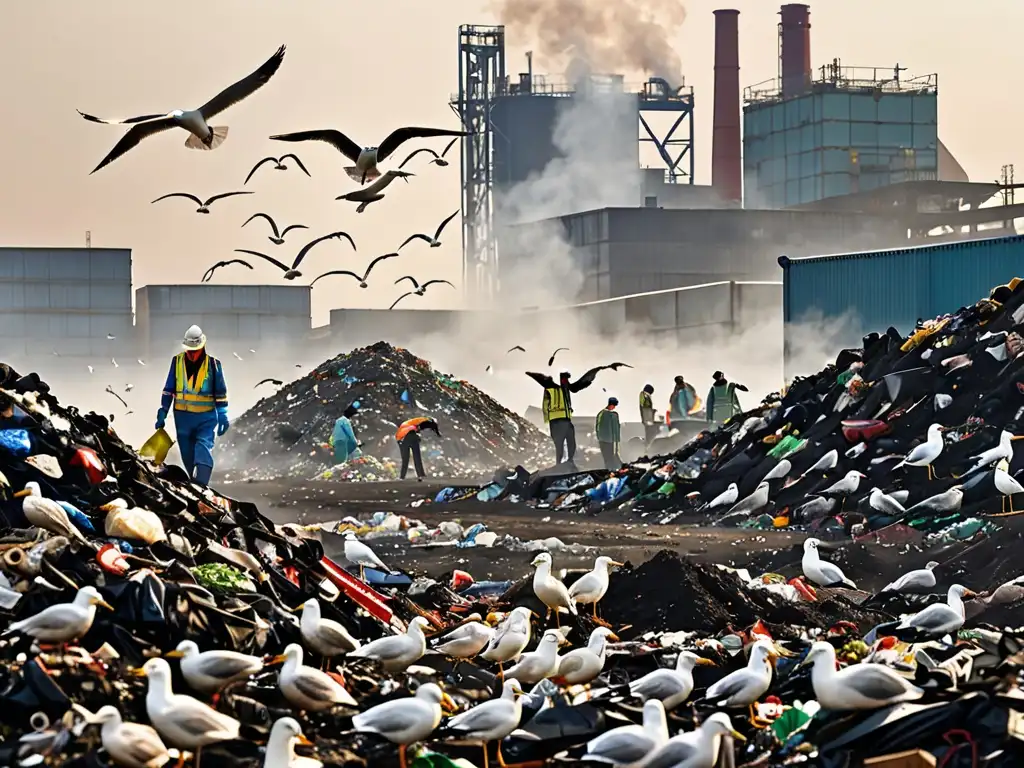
[174,353,216,413]
[543,386,570,422]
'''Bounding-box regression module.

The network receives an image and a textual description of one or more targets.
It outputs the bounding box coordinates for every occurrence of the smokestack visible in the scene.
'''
[712,9,742,205]
[780,4,811,99]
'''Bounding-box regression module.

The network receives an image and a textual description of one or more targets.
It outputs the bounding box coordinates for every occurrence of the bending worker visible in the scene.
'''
[706,370,748,424]
[526,367,603,466]
[395,416,441,481]
[330,401,362,464]
[155,325,229,486]
[595,397,622,470]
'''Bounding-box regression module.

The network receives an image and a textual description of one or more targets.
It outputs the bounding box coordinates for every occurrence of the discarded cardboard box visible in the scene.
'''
[863,749,937,768]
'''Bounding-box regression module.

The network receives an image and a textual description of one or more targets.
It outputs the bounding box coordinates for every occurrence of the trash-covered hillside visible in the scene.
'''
[220,341,550,480]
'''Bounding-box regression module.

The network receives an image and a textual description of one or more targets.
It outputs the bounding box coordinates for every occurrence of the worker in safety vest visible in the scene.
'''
[154,325,229,486]
[395,416,440,481]
[526,368,601,465]
[595,397,622,470]
[706,370,748,425]
[638,384,658,445]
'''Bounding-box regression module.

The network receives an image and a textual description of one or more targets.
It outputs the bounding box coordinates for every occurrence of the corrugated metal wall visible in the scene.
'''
[781,235,1024,353]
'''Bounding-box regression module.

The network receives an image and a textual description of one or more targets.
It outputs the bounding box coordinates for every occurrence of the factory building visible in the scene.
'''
[135,285,311,360]
[0,246,134,363]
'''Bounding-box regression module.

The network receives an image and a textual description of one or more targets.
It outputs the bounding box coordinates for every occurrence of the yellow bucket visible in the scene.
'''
[139,428,174,465]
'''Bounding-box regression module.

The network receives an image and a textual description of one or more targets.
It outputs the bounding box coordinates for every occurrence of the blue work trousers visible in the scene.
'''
[173,409,217,480]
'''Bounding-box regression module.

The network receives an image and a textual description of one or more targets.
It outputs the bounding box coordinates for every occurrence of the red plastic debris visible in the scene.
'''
[69,446,105,485]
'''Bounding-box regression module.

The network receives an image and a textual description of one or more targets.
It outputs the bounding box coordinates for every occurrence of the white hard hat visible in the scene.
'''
[182,325,206,350]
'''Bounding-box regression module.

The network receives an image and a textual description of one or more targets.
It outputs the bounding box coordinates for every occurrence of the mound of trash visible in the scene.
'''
[220,341,549,481]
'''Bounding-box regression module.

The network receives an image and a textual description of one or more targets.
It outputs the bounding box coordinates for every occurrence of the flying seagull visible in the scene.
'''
[104,386,128,409]
[311,253,400,289]
[152,191,252,214]
[548,348,569,367]
[394,276,455,296]
[80,45,286,174]
[241,213,309,245]
[244,153,310,185]
[335,170,414,213]
[398,210,459,250]
[106,333,116,340]
[398,137,460,169]
[202,259,254,283]
[507,346,526,354]
[235,231,356,280]
[269,125,468,184]
[255,378,284,388]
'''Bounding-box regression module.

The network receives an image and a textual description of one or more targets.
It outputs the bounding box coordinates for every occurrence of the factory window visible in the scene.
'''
[823,121,850,148]
[822,93,850,121]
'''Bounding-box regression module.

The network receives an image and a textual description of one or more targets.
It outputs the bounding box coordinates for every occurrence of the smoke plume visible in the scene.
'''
[495,0,687,86]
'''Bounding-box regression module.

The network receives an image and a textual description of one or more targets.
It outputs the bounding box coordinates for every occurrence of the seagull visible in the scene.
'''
[138,657,240,756]
[106,333,116,340]
[398,210,460,250]
[867,487,905,518]
[531,551,577,627]
[297,598,361,658]
[235,231,356,280]
[265,717,320,768]
[104,386,129,409]
[480,606,533,674]
[399,137,460,169]
[802,538,857,588]
[554,626,618,685]
[242,212,309,245]
[582,699,668,767]
[137,360,146,367]
[703,640,776,718]
[274,643,357,711]
[12,482,91,544]
[702,483,738,512]
[722,482,770,519]
[152,191,253,214]
[761,459,792,483]
[441,679,522,768]
[394,276,456,295]
[643,712,745,768]
[896,584,976,639]
[349,616,430,673]
[963,430,1022,477]
[793,496,836,521]
[881,562,939,594]
[335,170,414,212]
[567,555,623,623]
[255,378,284,388]
[818,470,866,503]
[80,45,286,174]
[111,358,119,368]
[799,641,923,711]
[902,486,964,518]
[794,449,839,483]
[504,629,562,685]
[87,706,169,768]
[629,651,715,711]
[270,126,468,184]
[125,383,135,392]
[244,153,310,185]
[507,346,526,354]
[311,253,400,290]
[352,683,453,768]
[547,348,570,366]
[342,531,394,579]
[429,613,495,659]
[995,467,1024,514]
[202,258,254,282]
[165,639,263,696]
[232,352,243,360]
[894,423,946,480]
[2,586,112,645]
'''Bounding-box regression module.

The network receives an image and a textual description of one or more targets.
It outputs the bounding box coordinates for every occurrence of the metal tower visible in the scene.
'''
[639,79,695,184]
[450,25,506,300]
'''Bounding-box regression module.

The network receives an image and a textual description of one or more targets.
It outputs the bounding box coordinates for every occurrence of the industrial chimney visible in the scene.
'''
[712,9,742,205]
[780,4,811,99]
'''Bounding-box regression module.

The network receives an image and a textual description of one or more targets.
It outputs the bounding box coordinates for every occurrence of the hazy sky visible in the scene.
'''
[2,0,1019,327]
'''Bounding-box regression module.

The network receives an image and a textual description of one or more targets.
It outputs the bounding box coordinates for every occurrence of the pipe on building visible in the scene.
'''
[712,9,742,205]
[780,4,811,99]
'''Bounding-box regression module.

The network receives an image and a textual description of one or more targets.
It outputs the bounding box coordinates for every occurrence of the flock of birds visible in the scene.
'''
[78,44,466,310]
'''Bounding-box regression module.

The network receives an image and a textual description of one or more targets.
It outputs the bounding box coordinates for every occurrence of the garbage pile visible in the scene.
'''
[220,341,550,481]
[4,361,1024,767]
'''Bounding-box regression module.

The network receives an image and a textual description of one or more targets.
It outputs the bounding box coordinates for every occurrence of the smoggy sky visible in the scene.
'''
[1,0,1018,327]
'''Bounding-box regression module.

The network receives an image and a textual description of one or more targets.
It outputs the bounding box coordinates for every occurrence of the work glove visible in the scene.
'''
[216,411,230,437]
[155,408,167,430]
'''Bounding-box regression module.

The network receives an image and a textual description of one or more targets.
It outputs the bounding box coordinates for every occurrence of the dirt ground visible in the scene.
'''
[223,477,811,582]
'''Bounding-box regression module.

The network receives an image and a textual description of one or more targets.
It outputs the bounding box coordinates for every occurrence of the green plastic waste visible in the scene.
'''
[771,706,812,742]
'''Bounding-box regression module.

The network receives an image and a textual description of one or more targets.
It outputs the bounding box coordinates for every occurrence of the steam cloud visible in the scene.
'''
[495,0,688,86]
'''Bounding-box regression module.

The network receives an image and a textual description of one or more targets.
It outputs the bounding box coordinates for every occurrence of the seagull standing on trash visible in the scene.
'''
[264,717,320,768]
[881,561,939,594]
[165,639,264,696]
[480,606,533,674]
[641,711,746,768]
[87,706,170,768]
[12,481,91,544]
[818,470,866,509]
[297,598,361,659]
[274,643,358,711]
[582,699,668,767]
[902,486,964,518]
[894,423,946,480]
[531,551,578,627]
[723,482,770,518]
[554,626,618,686]
[964,430,1022,476]
[504,629,563,685]
[567,555,623,624]
[867,487,906,518]
[703,640,776,720]
[629,650,715,711]
[441,679,523,768]
[702,483,738,512]
[994,467,1024,514]
[343,530,394,580]
[429,613,496,659]
[896,584,976,639]
[350,616,429,672]
[800,641,924,711]
[352,683,455,768]
[802,538,857,588]
[3,585,113,646]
